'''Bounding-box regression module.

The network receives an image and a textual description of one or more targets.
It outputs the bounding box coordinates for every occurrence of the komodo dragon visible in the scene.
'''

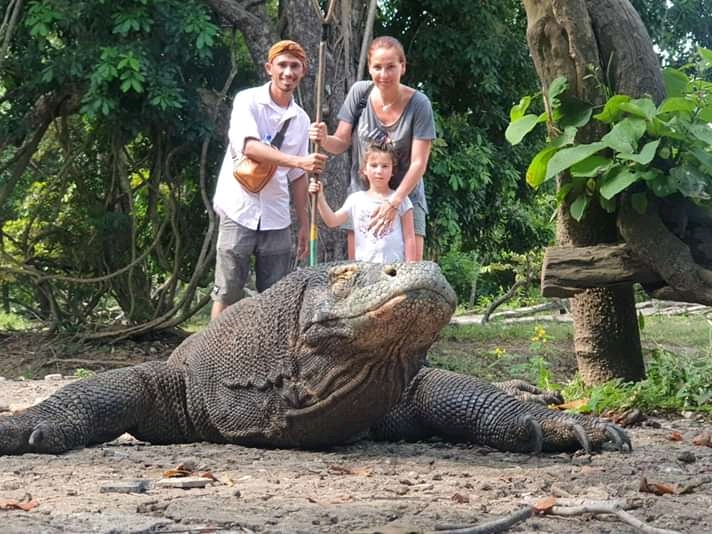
[0,261,630,455]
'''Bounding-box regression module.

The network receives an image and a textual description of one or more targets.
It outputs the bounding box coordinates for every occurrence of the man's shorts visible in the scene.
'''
[212,217,292,305]
[342,204,427,237]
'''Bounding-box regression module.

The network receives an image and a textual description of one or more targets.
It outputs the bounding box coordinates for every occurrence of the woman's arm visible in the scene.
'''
[309,120,353,155]
[390,138,432,208]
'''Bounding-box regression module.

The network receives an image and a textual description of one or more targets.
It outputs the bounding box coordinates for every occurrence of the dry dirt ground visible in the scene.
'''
[0,333,711,534]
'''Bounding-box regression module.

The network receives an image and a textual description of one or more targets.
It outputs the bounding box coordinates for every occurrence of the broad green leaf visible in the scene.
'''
[599,195,617,213]
[647,117,684,140]
[551,126,577,148]
[657,97,696,115]
[617,139,660,165]
[670,165,711,200]
[509,96,532,122]
[687,123,712,145]
[601,118,646,154]
[698,47,712,67]
[569,195,589,221]
[593,94,631,123]
[648,172,677,197]
[546,142,606,180]
[558,96,593,128]
[526,146,559,188]
[505,114,541,145]
[618,98,657,120]
[548,77,569,101]
[662,67,689,98]
[688,148,712,174]
[697,104,712,123]
[599,167,641,199]
[570,155,611,177]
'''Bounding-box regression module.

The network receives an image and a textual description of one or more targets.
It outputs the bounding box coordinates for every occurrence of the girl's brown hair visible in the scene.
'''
[367,36,406,65]
[360,143,398,188]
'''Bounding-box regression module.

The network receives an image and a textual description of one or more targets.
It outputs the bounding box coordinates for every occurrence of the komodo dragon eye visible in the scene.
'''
[329,264,359,298]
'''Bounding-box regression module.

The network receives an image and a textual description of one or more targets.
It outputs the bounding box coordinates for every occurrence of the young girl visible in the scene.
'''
[309,143,416,262]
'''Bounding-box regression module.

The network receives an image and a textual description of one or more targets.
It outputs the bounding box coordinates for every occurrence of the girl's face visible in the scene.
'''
[368,47,405,88]
[364,153,394,188]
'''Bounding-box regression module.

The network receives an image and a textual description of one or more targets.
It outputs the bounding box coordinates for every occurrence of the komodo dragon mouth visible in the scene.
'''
[301,261,457,339]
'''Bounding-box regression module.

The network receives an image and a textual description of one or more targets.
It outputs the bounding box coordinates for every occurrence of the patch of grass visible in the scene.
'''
[430,322,575,384]
[0,312,34,330]
[640,315,712,354]
[563,348,712,414]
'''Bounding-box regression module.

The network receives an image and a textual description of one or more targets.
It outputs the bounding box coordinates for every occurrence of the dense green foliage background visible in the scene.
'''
[1,0,710,333]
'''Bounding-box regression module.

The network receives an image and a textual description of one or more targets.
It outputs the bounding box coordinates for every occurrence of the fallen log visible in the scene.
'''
[541,243,662,297]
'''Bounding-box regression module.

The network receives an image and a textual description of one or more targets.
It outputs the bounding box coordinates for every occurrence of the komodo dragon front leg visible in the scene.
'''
[371,367,631,453]
[0,361,196,454]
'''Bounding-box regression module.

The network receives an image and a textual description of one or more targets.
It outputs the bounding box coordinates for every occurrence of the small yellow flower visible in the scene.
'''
[493,346,506,359]
[531,325,550,343]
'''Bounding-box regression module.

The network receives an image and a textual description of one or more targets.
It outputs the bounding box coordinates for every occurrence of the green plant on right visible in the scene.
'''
[506,47,712,222]
[562,348,712,414]
[73,368,95,379]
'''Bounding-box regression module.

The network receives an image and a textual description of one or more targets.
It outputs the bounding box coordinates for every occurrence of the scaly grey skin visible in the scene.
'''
[0,261,630,455]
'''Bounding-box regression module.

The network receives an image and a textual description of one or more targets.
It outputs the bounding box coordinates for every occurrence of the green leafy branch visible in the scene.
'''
[506,48,712,221]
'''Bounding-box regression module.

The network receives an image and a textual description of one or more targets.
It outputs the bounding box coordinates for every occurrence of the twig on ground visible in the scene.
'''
[435,506,533,533]
[439,498,682,534]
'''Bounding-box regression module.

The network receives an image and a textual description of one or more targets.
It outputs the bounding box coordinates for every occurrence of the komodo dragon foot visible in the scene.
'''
[371,367,631,454]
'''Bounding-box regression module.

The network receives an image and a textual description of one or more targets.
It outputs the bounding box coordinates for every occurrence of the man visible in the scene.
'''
[211,40,327,319]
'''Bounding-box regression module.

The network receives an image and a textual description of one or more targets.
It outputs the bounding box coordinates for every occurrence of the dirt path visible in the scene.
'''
[1,378,711,534]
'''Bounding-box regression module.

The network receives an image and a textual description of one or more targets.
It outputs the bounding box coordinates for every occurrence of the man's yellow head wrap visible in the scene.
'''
[268,40,307,70]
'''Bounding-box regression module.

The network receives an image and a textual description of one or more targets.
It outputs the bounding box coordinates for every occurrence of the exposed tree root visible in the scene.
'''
[437,498,682,534]
[436,506,533,533]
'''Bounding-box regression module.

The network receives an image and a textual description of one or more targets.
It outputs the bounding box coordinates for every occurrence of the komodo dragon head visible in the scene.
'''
[190,261,457,448]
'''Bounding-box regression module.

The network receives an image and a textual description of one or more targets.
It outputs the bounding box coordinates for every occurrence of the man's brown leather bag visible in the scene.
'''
[232,118,292,194]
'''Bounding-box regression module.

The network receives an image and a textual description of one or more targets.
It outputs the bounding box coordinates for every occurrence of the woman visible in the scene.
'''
[309,36,436,260]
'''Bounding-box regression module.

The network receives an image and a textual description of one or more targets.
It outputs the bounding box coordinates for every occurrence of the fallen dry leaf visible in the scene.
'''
[691,432,712,447]
[554,399,589,411]
[327,464,371,476]
[533,496,557,513]
[668,431,684,442]
[162,467,193,478]
[199,471,219,482]
[639,476,678,496]
[0,497,40,511]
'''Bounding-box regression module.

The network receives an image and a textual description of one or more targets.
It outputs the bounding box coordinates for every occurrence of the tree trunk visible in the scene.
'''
[521,0,665,384]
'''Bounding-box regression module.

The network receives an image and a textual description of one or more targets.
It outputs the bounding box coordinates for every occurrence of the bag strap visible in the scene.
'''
[229,116,292,160]
[352,82,374,127]
[270,117,292,149]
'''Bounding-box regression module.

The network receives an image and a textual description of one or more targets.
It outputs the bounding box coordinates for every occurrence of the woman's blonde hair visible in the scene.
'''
[368,36,406,65]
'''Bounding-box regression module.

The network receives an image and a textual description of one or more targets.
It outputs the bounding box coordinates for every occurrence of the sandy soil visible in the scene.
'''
[1,377,711,534]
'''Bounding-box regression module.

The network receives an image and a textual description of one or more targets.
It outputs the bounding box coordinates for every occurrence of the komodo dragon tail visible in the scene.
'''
[0,361,193,455]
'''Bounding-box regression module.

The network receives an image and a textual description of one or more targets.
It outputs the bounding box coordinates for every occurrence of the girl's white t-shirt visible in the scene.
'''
[342,191,413,262]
